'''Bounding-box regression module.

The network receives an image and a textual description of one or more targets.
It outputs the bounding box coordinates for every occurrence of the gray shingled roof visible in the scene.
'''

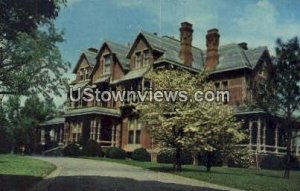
[105,41,130,70]
[111,66,150,84]
[64,107,121,117]
[140,31,267,73]
[72,49,97,73]
[70,80,89,89]
[140,31,205,69]
[40,117,65,126]
[84,50,97,67]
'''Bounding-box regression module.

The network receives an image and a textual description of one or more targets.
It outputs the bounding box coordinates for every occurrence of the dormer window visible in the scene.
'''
[104,54,111,73]
[135,52,142,68]
[85,68,89,80]
[143,50,149,66]
[79,68,84,81]
[259,62,267,76]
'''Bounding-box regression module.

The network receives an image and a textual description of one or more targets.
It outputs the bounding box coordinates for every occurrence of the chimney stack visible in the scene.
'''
[179,22,193,67]
[205,28,220,70]
[238,42,248,50]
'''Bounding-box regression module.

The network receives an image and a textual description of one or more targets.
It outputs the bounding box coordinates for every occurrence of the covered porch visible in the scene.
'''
[63,106,122,147]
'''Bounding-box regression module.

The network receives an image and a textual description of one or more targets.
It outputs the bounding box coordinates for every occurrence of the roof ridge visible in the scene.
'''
[105,40,129,49]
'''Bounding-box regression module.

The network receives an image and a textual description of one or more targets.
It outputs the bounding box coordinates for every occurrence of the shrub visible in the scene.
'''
[63,143,80,157]
[260,154,300,170]
[260,154,284,170]
[107,147,126,159]
[198,151,223,167]
[157,149,193,165]
[227,149,252,168]
[131,148,151,161]
[82,140,103,157]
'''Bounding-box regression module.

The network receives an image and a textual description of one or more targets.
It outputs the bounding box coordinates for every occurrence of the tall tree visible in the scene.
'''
[254,37,300,179]
[3,95,56,153]
[0,0,69,98]
[138,69,244,171]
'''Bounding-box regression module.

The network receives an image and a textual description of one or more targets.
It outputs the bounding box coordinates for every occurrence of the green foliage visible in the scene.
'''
[138,69,244,171]
[63,143,80,157]
[254,37,300,178]
[3,95,57,153]
[131,148,151,161]
[198,151,223,168]
[157,149,193,165]
[260,154,284,170]
[82,140,103,157]
[107,147,126,159]
[227,149,252,168]
[0,0,66,40]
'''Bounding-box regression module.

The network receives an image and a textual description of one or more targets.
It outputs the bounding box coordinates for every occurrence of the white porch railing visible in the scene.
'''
[235,144,300,156]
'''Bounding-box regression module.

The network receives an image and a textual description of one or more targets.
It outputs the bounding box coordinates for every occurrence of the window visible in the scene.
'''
[143,50,150,66]
[214,82,220,90]
[222,81,228,90]
[143,79,151,91]
[135,52,142,68]
[79,68,84,81]
[85,68,89,80]
[128,118,141,145]
[259,62,266,76]
[104,55,111,73]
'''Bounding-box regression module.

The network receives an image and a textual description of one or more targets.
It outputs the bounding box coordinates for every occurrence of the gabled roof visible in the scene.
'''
[72,49,97,74]
[98,41,130,70]
[127,31,205,70]
[39,117,65,126]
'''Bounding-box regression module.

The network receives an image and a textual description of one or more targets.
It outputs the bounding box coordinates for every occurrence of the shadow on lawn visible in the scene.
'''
[28,175,225,191]
[0,174,42,191]
[147,166,283,179]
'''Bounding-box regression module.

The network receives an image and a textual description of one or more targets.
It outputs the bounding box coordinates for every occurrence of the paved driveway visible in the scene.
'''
[30,157,240,191]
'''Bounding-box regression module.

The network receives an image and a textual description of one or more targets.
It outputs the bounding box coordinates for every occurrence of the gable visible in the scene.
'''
[91,44,112,83]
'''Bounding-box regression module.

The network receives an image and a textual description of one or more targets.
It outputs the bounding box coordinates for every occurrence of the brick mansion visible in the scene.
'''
[38,22,300,158]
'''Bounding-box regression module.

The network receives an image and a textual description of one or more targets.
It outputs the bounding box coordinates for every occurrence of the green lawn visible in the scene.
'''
[0,154,56,191]
[86,157,300,191]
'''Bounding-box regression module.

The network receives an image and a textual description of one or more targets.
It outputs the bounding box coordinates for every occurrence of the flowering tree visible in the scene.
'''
[138,69,245,171]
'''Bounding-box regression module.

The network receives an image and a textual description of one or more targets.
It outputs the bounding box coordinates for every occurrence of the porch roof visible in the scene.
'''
[64,107,121,117]
[39,117,65,126]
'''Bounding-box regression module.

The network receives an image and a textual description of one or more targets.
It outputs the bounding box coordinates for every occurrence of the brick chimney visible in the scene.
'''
[179,22,193,67]
[205,28,220,70]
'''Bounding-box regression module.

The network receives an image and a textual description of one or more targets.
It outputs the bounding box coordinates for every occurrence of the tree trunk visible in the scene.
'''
[206,151,212,172]
[174,147,182,171]
[283,121,292,179]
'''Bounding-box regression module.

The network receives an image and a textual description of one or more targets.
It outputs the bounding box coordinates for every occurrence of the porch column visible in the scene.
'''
[263,122,266,153]
[59,127,63,145]
[90,120,93,140]
[41,129,45,145]
[64,122,69,145]
[257,117,261,152]
[111,124,116,147]
[115,124,121,147]
[97,118,101,143]
[249,121,253,150]
[275,124,278,153]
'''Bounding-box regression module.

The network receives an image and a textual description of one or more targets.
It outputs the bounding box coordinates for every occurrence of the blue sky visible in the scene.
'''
[56,0,300,68]
[51,0,300,106]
